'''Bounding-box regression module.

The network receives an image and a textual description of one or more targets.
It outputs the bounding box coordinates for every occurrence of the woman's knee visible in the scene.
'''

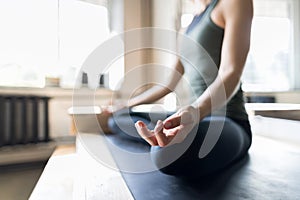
[199,117,250,163]
[108,115,150,141]
[150,117,249,176]
[150,146,180,175]
[150,139,197,176]
[108,116,118,133]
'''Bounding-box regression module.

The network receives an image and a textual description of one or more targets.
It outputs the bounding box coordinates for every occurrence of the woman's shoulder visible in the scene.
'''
[218,0,253,22]
[219,0,253,13]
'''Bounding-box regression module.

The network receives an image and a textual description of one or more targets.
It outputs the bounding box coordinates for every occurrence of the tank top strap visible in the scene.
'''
[205,0,219,16]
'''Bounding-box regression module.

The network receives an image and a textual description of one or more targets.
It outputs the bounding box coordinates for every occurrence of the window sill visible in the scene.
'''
[0,86,115,98]
[244,90,300,104]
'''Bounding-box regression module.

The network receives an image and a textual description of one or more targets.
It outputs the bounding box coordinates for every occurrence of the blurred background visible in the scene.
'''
[0,0,300,199]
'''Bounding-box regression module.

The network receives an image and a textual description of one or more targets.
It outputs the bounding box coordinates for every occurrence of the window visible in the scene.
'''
[0,0,122,89]
[242,0,299,92]
[180,0,194,29]
[0,0,58,87]
[179,0,300,92]
[58,0,111,88]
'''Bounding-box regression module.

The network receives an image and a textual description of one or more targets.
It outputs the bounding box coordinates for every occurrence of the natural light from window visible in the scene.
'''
[0,0,123,89]
[242,16,291,92]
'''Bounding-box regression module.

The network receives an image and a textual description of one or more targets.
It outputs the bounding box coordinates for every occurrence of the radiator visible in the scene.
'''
[0,95,50,147]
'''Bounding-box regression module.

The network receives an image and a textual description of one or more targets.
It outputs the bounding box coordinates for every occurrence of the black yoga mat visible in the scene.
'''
[106,133,300,200]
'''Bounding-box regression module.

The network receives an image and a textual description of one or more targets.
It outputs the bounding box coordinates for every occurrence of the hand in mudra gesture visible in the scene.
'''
[135,106,199,147]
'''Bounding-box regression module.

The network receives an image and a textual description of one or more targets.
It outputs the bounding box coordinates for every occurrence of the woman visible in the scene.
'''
[108,0,253,177]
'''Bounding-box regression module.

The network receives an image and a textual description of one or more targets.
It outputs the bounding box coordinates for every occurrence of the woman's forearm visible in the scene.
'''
[127,85,172,107]
[127,59,184,107]
[192,68,241,120]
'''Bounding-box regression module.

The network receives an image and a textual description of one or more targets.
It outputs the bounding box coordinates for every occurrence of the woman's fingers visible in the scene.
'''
[170,125,188,145]
[154,120,171,147]
[163,111,194,129]
[163,115,181,129]
[135,121,157,146]
[135,119,188,147]
[164,126,180,137]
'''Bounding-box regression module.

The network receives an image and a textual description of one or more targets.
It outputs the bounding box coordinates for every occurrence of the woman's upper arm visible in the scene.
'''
[219,0,253,76]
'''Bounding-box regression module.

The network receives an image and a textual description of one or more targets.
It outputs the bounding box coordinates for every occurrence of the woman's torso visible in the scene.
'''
[180,0,249,121]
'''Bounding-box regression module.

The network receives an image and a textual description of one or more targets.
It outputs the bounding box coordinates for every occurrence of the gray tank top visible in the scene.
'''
[180,0,248,120]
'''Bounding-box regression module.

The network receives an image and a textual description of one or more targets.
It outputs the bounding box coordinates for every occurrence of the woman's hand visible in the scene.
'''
[135,105,200,147]
[100,99,127,114]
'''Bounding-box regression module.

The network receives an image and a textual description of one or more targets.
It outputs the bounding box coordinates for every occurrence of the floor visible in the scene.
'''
[0,162,46,200]
[2,115,300,200]
[28,133,300,200]
[29,139,133,200]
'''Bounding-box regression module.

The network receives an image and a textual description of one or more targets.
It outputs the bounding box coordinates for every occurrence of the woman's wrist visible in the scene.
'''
[190,102,205,121]
[127,98,137,108]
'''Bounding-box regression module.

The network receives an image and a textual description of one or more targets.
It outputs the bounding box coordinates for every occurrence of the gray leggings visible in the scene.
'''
[108,109,252,177]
